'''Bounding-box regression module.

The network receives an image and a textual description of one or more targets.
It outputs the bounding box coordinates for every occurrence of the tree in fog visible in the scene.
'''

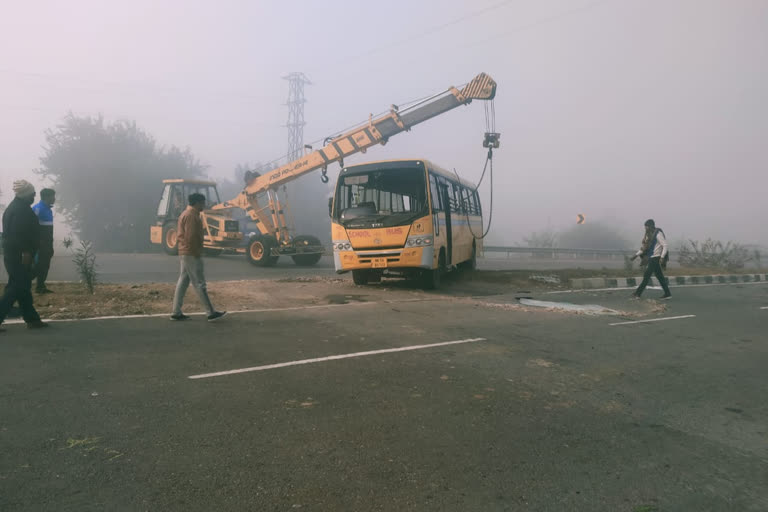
[557,222,630,250]
[523,228,558,248]
[36,113,207,252]
[216,162,270,201]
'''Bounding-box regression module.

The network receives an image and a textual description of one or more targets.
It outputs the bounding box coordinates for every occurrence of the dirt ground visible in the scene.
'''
[16,277,441,320]
[5,266,762,321]
[11,270,566,321]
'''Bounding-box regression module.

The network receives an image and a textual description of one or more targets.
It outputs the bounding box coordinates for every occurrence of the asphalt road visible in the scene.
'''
[0,252,629,284]
[1,281,767,511]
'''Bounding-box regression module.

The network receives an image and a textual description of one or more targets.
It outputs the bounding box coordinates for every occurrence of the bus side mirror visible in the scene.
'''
[328,197,333,217]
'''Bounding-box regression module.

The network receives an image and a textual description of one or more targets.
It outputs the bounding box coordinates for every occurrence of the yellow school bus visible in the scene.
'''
[330,159,482,289]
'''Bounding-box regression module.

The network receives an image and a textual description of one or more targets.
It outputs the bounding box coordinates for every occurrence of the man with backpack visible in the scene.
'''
[630,219,672,299]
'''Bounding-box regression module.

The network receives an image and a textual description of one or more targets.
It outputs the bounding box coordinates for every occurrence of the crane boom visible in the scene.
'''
[252,72,495,195]
[212,72,496,261]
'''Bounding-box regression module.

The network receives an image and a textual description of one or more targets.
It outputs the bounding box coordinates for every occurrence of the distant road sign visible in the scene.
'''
[577,214,586,225]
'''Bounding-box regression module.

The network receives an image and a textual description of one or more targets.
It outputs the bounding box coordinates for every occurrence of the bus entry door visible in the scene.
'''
[440,184,452,265]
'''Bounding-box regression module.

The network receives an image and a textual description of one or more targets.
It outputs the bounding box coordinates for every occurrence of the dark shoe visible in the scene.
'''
[170,313,190,321]
[207,311,227,322]
[26,321,49,329]
[660,293,672,300]
[36,288,54,294]
[630,293,641,300]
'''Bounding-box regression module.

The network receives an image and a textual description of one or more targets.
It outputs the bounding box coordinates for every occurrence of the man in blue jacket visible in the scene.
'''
[32,188,56,294]
[0,180,47,330]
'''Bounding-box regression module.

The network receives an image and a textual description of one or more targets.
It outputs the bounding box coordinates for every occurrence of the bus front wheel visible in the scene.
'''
[423,251,445,290]
[352,270,369,285]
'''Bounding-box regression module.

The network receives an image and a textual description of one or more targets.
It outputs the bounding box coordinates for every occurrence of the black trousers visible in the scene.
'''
[0,253,41,324]
[34,247,53,290]
[635,256,671,296]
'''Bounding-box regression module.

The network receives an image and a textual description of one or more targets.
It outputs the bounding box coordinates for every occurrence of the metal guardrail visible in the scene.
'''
[482,246,635,259]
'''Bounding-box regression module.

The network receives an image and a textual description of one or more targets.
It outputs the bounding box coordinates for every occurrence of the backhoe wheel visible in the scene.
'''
[291,235,323,266]
[247,235,277,267]
[162,221,179,255]
[422,250,445,290]
[352,270,369,286]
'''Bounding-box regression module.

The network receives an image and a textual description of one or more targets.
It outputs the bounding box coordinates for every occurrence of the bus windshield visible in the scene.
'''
[334,167,428,228]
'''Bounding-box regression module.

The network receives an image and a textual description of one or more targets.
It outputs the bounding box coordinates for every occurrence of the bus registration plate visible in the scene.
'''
[372,257,388,268]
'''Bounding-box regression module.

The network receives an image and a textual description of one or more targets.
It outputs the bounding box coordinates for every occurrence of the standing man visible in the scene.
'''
[0,180,47,330]
[170,193,226,321]
[32,188,56,294]
[631,219,672,299]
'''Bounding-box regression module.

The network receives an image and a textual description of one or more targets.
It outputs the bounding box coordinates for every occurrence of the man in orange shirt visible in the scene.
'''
[170,193,226,321]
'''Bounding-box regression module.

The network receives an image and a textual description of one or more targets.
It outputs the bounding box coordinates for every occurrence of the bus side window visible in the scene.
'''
[429,174,442,212]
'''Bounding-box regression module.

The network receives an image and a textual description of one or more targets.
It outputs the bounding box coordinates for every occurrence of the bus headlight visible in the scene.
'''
[406,236,433,247]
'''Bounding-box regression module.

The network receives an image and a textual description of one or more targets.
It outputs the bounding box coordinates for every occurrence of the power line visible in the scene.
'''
[309,0,517,72]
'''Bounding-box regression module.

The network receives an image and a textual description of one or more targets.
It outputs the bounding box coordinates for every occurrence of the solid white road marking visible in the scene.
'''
[188,337,487,380]
[2,301,381,325]
[609,315,696,326]
[761,306,768,310]
[546,281,768,295]
[2,297,447,325]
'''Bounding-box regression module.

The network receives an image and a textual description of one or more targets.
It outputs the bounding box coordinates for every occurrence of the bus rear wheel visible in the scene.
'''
[458,242,477,271]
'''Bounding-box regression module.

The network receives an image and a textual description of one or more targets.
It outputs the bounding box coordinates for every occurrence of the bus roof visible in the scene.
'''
[342,158,478,189]
[162,178,218,186]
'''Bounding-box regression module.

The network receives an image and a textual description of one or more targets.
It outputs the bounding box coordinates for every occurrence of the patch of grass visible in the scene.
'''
[633,506,658,512]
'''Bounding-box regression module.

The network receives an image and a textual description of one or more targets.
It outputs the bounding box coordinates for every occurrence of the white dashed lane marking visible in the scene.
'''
[609,315,696,326]
[188,338,487,380]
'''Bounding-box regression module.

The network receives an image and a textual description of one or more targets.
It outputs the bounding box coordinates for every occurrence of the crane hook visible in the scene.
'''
[320,166,329,184]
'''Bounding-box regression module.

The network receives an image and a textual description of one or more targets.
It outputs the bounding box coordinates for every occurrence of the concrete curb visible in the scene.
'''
[570,273,768,290]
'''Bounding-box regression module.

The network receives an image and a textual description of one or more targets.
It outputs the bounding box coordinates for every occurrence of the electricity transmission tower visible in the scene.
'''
[281,72,327,238]
[282,72,311,161]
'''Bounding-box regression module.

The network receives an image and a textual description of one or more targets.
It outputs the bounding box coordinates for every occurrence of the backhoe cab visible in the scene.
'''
[150,179,243,256]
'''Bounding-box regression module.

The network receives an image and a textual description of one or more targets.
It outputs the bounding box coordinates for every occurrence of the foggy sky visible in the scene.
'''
[2,0,767,247]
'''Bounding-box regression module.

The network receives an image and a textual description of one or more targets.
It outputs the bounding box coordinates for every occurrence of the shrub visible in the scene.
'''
[677,239,754,270]
[73,240,98,294]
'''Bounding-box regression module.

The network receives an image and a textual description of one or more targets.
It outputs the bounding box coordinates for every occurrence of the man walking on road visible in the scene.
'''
[0,180,48,330]
[631,219,672,299]
[170,193,226,322]
[32,188,56,294]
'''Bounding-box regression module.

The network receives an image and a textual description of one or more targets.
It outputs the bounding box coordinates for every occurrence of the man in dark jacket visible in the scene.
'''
[0,180,47,330]
[32,188,56,294]
[630,219,672,299]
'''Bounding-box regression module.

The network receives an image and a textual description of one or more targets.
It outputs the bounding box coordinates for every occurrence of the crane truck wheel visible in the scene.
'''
[291,235,323,266]
[162,221,179,256]
[247,235,277,267]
